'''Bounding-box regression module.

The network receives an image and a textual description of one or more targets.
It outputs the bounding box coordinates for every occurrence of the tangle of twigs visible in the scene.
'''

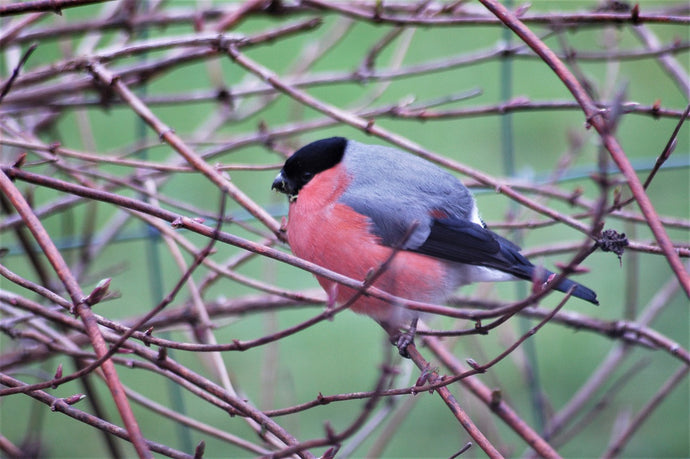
[1,1,688,458]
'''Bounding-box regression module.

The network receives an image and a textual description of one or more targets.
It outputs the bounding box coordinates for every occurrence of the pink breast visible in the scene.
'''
[286,164,449,326]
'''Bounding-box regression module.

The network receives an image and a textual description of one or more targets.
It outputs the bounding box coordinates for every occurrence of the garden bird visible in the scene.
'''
[271,137,598,351]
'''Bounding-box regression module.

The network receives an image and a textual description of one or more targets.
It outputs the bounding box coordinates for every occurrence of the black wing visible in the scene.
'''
[412,218,599,305]
[411,218,532,277]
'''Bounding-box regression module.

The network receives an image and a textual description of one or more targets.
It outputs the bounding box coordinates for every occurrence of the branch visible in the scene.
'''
[0,0,113,16]
[476,0,690,297]
[0,171,152,459]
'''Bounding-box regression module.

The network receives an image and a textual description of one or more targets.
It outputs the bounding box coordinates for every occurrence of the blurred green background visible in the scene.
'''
[1,1,688,458]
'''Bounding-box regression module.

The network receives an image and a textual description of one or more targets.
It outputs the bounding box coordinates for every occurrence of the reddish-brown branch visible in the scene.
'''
[476,0,690,297]
[0,0,113,16]
[224,44,601,239]
[0,171,152,459]
[86,61,281,235]
[1,3,688,456]
[405,343,505,458]
[302,0,690,26]
[602,365,690,458]
[0,166,481,320]
[0,291,312,458]
[0,43,37,103]
[425,336,562,458]
[0,373,190,458]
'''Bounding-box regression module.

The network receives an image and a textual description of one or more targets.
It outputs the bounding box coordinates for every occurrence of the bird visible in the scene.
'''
[271,137,598,353]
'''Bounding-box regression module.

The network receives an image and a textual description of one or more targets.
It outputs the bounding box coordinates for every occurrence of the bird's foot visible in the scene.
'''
[389,317,418,358]
[393,331,414,358]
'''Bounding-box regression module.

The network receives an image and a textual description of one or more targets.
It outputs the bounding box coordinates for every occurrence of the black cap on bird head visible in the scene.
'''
[272,137,347,199]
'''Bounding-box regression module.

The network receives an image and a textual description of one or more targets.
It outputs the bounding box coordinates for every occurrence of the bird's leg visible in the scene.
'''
[381,317,418,358]
[396,317,418,358]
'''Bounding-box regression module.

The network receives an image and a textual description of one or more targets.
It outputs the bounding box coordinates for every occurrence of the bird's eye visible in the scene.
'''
[301,171,313,182]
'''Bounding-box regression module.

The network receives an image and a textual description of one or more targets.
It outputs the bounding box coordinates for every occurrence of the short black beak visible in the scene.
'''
[271,171,294,196]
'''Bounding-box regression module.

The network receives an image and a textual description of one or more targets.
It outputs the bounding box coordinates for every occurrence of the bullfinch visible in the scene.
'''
[271,137,598,349]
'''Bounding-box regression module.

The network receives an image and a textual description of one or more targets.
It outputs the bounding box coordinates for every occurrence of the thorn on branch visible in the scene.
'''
[324,421,337,443]
[12,153,27,169]
[631,3,640,24]
[316,392,329,405]
[365,119,376,134]
[143,327,154,346]
[449,442,473,459]
[322,446,339,459]
[651,99,662,119]
[193,441,205,459]
[568,186,584,205]
[373,0,383,22]
[0,43,37,104]
[474,320,489,335]
[642,102,689,191]
[232,339,246,351]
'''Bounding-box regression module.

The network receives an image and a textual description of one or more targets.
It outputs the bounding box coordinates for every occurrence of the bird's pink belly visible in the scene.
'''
[288,201,449,325]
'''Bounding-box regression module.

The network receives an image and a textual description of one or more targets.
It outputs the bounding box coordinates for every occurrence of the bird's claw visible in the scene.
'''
[393,331,415,358]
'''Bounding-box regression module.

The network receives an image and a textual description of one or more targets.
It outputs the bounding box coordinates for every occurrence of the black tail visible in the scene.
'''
[411,218,599,305]
[507,263,599,305]
[492,235,599,305]
[547,272,599,305]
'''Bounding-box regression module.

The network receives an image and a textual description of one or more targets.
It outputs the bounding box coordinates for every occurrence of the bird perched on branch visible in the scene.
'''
[272,137,598,353]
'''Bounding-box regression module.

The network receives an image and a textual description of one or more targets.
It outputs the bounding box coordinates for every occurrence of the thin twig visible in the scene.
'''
[602,366,690,458]
[0,42,37,103]
[0,170,152,459]
[477,0,690,298]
